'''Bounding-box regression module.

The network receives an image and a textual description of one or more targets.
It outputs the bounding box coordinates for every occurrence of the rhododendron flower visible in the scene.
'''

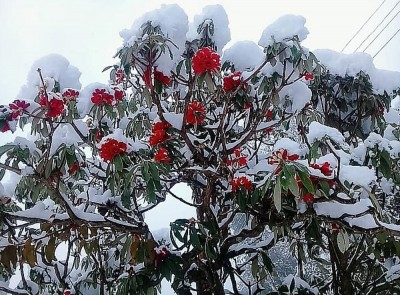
[186,101,206,125]
[149,121,171,146]
[39,96,64,118]
[154,148,171,163]
[154,246,169,267]
[9,99,30,119]
[230,176,252,192]
[91,89,114,105]
[95,130,103,143]
[304,73,314,81]
[226,149,247,168]
[310,162,333,176]
[268,149,299,165]
[192,47,220,75]
[302,193,315,203]
[244,102,252,109]
[331,223,340,233]
[68,162,79,175]
[99,139,127,162]
[143,67,170,86]
[62,89,79,102]
[0,121,10,133]
[265,127,273,134]
[114,88,124,101]
[115,69,125,84]
[266,109,273,121]
[223,72,242,92]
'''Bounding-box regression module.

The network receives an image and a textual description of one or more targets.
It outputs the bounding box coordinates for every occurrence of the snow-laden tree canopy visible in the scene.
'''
[1,4,400,295]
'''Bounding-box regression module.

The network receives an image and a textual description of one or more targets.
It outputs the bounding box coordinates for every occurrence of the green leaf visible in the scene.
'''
[204,72,215,92]
[114,155,123,172]
[190,228,202,250]
[274,177,282,213]
[0,144,15,157]
[260,250,274,273]
[147,180,156,203]
[337,230,349,253]
[205,240,217,260]
[297,170,315,194]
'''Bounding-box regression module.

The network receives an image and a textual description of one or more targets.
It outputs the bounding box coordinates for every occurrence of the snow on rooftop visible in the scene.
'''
[18,54,81,100]
[222,40,264,72]
[258,15,309,48]
[120,4,188,74]
[187,4,231,54]
[314,49,400,94]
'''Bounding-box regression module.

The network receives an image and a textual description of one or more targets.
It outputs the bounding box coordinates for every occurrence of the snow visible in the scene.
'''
[314,199,373,219]
[18,54,81,100]
[163,113,183,130]
[282,274,318,294]
[120,4,188,73]
[273,138,307,156]
[258,15,309,48]
[222,41,264,72]
[339,164,376,188]
[279,80,312,112]
[187,4,231,53]
[314,49,400,94]
[50,122,88,156]
[307,121,346,146]
[11,202,69,221]
[12,136,40,154]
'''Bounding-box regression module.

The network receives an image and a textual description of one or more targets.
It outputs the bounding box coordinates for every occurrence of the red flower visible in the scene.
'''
[331,223,340,233]
[266,109,273,121]
[143,67,170,87]
[9,99,30,119]
[40,96,65,118]
[304,73,314,81]
[114,88,124,101]
[227,149,247,169]
[265,127,273,134]
[91,89,114,105]
[223,72,242,92]
[99,139,127,162]
[310,162,332,176]
[63,290,71,295]
[152,121,172,133]
[68,162,79,175]
[154,70,170,86]
[62,89,79,102]
[244,102,252,109]
[186,101,206,125]
[0,121,10,133]
[154,148,171,163]
[268,149,299,165]
[155,246,169,267]
[95,130,103,143]
[192,47,221,75]
[115,69,125,84]
[302,193,315,203]
[230,176,252,192]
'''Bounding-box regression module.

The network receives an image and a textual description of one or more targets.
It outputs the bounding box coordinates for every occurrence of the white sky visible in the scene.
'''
[1,1,399,293]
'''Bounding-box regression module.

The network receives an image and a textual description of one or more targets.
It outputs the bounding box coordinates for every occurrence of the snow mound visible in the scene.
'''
[314,49,400,94]
[120,4,188,74]
[222,40,264,72]
[18,54,81,100]
[279,80,311,112]
[258,15,309,48]
[187,4,231,53]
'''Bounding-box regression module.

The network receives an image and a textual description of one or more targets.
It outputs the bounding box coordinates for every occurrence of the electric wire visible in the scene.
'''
[341,0,387,52]
[362,9,400,52]
[353,0,400,52]
[373,26,400,57]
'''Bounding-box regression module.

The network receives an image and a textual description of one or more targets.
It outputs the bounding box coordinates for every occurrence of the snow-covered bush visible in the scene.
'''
[1,4,400,295]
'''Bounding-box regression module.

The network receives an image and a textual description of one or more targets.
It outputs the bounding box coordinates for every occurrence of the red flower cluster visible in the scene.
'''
[62,89,79,102]
[99,138,127,162]
[154,246,169,267]
[192,47,221,75]
[91,89,115,105]
[310,162,333,176]
[268,149,299,165]
[302,192,315,203]
[226,148,247,168]
[154,148,171,163]
[149,121,172,146]
[113,88,125,101]
[143,67,170,87]
[223,72,242,92]
[39,96,65,118]
[304,73,314,81]
[115,69,125,84]
[230,176,252,192]
[266,109,274,121]
[9,99,30,120]
[186,101,206,125]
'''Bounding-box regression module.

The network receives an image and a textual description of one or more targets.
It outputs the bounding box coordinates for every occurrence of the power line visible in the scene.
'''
[341,0,386,52]
[362,9,400,52]
[353,1,400,52]
[373,26,400,57]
